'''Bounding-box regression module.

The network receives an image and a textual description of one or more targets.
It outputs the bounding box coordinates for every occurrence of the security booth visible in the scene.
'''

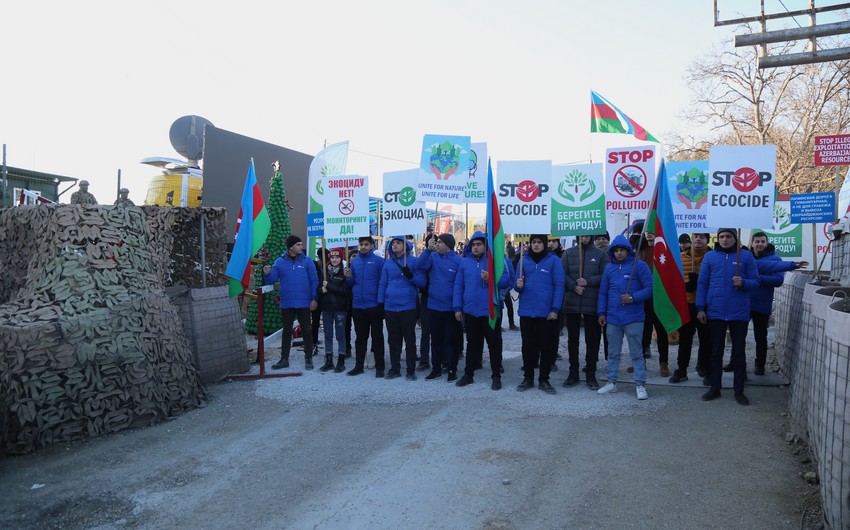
[0,165,78,206]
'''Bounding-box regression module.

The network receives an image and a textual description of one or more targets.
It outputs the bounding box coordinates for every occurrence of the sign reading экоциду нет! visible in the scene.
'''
[321,175,370,239]
[814,134,850,166]
[706,145,776,228]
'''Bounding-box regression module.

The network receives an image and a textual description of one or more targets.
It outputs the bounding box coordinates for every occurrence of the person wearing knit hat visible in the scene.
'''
[262,234,319,371]
[594,231,610,253]
[696,226,758,405]
[344,235,386,377]
[670,232,712,385]
[317,247,351,373]
[438,233,456,250]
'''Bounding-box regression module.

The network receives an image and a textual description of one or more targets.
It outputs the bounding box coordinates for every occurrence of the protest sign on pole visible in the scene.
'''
[382,169,426,236]
[321,175,370,239]
[417,134,471,204]
[666,160,709,232]
[814,134,850,166]
[464,142,488,203]
[707,145,775,228]
[497,160,552,234]
[550,163,605,236]
[604,146,657,215]
[758,198,802,257]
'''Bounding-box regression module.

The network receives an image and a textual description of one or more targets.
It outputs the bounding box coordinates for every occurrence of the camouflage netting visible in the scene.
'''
[0,204,227,455]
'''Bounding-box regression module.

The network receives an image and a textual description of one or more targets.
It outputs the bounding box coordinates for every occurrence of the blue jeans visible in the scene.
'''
[606,321,646,386]
[322,310,347,356]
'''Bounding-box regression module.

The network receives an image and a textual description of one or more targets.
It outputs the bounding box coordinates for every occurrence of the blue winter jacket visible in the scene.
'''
[500,257,517,304]
[346,248,384,309]
[416,247,462,312]
[696,243,759,321]
[263,252,320,309]
[750,244,796,314]
[597,235,653,326]
[378,242,426,312]
[452,233,511,317]
[516,249,565,318]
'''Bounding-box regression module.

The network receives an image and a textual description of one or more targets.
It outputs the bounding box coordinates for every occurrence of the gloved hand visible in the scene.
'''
[685,272,698,292]
[402,266,414,279]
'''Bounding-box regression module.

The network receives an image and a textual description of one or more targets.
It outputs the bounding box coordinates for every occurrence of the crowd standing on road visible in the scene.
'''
[261,225,807,405]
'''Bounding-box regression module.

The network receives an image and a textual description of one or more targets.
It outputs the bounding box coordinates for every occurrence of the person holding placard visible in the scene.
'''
[453,232,511,390]
[596,235,653,400]
[318,248,351,373]
[378,236,425,380]
[344,236,386,377]
[515,234,565,395]
[417,233,462,382]
[262,236,319,371]
[669,233,712,385]
[696,228,759,405]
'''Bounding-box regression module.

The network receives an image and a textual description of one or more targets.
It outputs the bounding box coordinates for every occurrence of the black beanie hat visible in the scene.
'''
[438,233,456,249]
[529,234,548,245]
[717,228,738,242]
[285,235,302,249]
[358,235,374,245]
[679,233,691,244]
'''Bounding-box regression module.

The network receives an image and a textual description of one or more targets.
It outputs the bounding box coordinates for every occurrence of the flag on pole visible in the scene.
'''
[645,160,689,333]
[486,159,505,329]
[590,90,659,143]
[226,159,271,297]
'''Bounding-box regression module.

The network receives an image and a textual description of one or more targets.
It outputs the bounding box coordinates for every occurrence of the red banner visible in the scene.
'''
[814,134,850,166]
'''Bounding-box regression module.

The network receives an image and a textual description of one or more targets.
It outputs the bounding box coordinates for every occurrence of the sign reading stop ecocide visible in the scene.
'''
[814,134,850,166]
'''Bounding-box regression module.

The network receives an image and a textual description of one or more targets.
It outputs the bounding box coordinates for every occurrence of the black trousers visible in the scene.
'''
[676,303,710,373]
[279,308,313,361]
[463,314,502,379]
[504,294,515,327]
[386,309,418,374]
[565,313,601,375]
[419,293,430,359]
[709,319,748,393]
[311,307,321,346]
[521,316,556,382]
[642,300,669,363]
[430,310,459,373]
[750,310,770,369]
[353,307,385,371]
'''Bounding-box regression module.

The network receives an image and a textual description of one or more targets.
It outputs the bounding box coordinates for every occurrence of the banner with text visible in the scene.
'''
[751,202,832,271]
[497,160,553,234]
[604,146,657,215]
[666,160,709,232]
[814,134,850,166]
[839,167,850,222]
[382,169,426,236]
[418,134,471,204]
[307,141,349,258]
[321,175,370,239]
[465,142,488,203]
[551,163,605,236]
[707,145,776,228]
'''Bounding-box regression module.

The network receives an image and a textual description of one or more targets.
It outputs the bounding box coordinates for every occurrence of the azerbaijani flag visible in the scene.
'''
[226,159,271,297]
[486,159,505,330]
[590,90,659,143]
[645,160,689,333]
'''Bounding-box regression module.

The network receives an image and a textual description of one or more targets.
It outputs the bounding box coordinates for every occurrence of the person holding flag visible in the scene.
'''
[453,232,510,390]
[262,235,319,370]
[669,233,712,384]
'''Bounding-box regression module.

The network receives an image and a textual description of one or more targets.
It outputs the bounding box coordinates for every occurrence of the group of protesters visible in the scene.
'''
[262,224,806,405]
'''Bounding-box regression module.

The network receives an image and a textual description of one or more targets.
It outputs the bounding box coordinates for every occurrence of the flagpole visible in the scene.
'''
[735,228,742,281]
[578,237,584,280]
[321,236,327,283]
[518,235,524,278]
[626,173,661,296]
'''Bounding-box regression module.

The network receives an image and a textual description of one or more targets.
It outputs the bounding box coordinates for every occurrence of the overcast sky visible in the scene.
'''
[2,0,838,205]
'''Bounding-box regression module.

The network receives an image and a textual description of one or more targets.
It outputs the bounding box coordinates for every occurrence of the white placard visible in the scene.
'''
[382,169,426,236]
[707,145,775,228]
[496,160,552,234]
[604,146,657,215]
[321,175,370,239]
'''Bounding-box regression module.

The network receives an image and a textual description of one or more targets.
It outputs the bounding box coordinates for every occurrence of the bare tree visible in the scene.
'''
[669,28,850,193]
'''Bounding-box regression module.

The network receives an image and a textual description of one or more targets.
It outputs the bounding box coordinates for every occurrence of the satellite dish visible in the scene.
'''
[169,115,214,163]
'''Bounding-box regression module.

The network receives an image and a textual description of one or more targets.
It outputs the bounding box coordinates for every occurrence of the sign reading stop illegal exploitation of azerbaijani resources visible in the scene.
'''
[604,146,657,215]
[321,175,370,239]
[707,145,776,228]
[814,134,850,166]
[550,163,605,236]
[497,160,553,234]
[382,168,426,236]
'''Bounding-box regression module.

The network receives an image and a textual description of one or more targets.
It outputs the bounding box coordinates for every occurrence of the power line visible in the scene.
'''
[348,149,418,165]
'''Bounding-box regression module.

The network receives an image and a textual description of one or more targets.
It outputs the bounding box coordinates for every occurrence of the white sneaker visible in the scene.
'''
[636,386,648,400]
[597,382,617,395]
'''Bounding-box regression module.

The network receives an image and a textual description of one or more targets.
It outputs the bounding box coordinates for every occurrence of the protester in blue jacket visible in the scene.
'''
[696,228,759,405]
[378,236,425,379]
[417,233,462,381]
[515,234,565,394]
[344,236,385,377]
[262,235,319,370]
[452,232,510,390]
[596,234,653,400]
[747,232,808,375]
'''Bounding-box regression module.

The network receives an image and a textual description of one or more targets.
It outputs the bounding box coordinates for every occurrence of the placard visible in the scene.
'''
[382,169,426,236]
[666,160,709,232]
[604,146,657,214]
[321,175,370,239]
[551,163,605,236]
[707,145,775,228]
[417,134,471,204]
[497,160,552,234]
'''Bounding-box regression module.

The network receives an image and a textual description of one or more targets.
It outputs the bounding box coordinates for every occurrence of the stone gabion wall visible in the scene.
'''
[0,205,226,454]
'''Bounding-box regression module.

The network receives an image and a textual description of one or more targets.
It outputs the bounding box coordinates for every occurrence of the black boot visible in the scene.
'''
[334,355,346,373]
[272,355,289,369]
[305,353,314,370]
[585,373,600,390]
[563,370,580,387]
[319,354,334,372]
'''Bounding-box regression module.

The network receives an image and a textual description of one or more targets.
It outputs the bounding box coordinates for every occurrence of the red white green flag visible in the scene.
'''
[591,90,659,143]
[645,160,689,333]
[486,159,505,330]
[226,159,271,297]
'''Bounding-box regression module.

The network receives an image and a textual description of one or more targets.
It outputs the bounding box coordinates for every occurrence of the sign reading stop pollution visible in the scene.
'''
[707,145,776,228]
[604,146,657,214]
[497,160,552,234]
[417,134,470,204]
[551,163,605,236]
[322,175,370,239]
[382,168,426,236]
[814,134,850,166]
